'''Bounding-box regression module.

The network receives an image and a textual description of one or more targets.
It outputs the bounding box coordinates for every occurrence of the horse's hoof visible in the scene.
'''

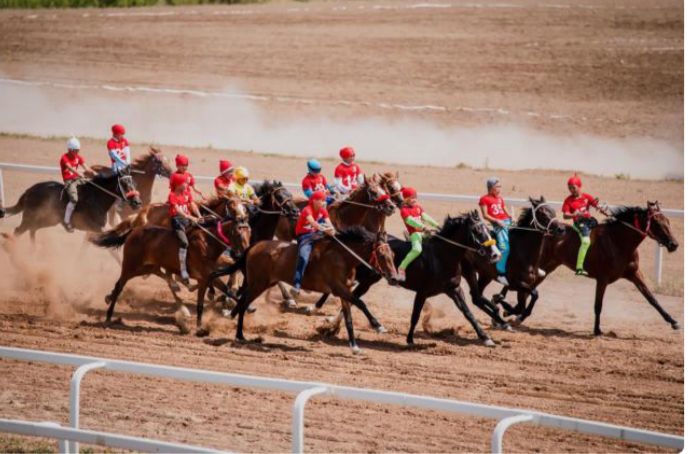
[593,330,603,337]
[351,345,362,355]
[221,309,233,318]
[511,317,525,327]
[104,295,112,305]
[375,325,388,334]
[502,324,514,332]
[302,305,315,315]
[483,338,496,348]
[672,321,680,330]
[179,305,191,318]
[170,282,181,292]
[195,328,210,337]
[246,305,257,314]
[325,316,336,324]
[284,299,297,309]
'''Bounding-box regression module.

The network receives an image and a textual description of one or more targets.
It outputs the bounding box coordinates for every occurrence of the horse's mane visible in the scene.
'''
[604,206,646,224]
[91,173,117,186]
[253,179,282,196]
[437,212,474,238]
[335,226,377,243]
[131,153,152,169]
[516,207,534,227]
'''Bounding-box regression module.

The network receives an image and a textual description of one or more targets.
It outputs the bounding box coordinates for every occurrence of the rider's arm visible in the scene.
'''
[355,165,364,185]
[109,150,128,167]
[303,188,314,198]
[421,212,439,229]
[188,201,201,219]
[405,216,425,230]
[479,204,495,223]
[333,176,350,194]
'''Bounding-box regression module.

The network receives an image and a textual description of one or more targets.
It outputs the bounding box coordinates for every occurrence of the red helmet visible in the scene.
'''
[401,187,417,199]
[567,173,582,188]
[339,146,355,160]
[219,160,233,175]
[175,154,189,167]
[170,173,188,188]
[111,124,126,136]
[309,191,327,202]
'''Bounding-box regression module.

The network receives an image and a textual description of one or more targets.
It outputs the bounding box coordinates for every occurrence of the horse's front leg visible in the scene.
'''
[625,269,679,330]
[446,287,494,347]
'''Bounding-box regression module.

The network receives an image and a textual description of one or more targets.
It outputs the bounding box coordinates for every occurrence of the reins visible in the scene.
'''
[330,235,377,273]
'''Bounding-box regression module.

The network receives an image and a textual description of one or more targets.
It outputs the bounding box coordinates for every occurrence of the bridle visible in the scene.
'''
[618,209,667,246]
[368,240,392,276]
[341,184,392,212]
[256,186,296,217]
[433,216,497,255]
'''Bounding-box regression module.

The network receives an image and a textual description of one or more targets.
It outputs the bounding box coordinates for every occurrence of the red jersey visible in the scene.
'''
[400,204,424,234]
[60,152,84,182]
[334,162,362,191]
[479,194,510,221]
[562,193,598,219]
[295,204,329,236]
[170,171,195,196]
[168,191,192,218]
[302,173,328,193]
[214,175,233,193]
[107,137,130,164]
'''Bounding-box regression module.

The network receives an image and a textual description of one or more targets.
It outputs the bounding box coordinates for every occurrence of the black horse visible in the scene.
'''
[250,180,300,243]
[4,168,142,241]
[465,196,566,325]
[311,211,503,346]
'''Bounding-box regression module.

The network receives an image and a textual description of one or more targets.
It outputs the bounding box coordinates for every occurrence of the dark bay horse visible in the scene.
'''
[89,206,252,331]
[311,212,503,346]
[250,180,301,243]
[230,227,399,353]
[508,201,680,335]
[4,168,142,241]
[465,197,565,325]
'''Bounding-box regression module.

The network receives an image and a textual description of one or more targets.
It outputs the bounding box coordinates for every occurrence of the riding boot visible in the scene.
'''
[178,248,190,285]
[63,201,76,232]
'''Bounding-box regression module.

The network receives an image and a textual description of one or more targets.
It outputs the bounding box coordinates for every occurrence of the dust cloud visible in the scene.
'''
[0,78,682,180]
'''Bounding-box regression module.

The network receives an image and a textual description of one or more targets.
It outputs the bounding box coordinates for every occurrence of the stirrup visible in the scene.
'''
[496,275,509,286]
[575,269,589,277]
[62,221,74,233]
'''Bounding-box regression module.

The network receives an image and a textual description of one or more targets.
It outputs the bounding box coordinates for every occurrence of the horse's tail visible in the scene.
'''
[88,218,134,249]
[3,193,26,217]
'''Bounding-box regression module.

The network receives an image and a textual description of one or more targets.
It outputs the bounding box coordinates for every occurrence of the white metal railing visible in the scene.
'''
[0,162,681,284]
[0,346,683,453]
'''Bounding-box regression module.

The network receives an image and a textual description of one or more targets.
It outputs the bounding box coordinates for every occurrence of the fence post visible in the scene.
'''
[292,387,327,454]
[654,246,663,286]
[491,414,534,454]
[69,361,106,454]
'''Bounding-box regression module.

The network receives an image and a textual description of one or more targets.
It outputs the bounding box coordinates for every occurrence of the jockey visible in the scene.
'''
[333,146,364,195]
[292,191,335,296]
[170,154,204,200]
[60,137,92,232]
[562,173,608,276]
[397,187,438,281]
[302,159,336,204]
[107,124,131,174]
[479,177,512,286]
[169,172,201,285]
[213,159,234,198]
[231,166,260,205]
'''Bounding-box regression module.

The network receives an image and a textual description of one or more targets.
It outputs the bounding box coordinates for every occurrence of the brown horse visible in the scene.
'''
[89,201,251,331]
[94,147,173,226]
[231,227,400,353]
[273,174,398,306]
[508,201,679,335]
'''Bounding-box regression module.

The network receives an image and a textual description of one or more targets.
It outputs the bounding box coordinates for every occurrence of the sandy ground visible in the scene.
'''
[0,0,684,451]
[0,135,684,452]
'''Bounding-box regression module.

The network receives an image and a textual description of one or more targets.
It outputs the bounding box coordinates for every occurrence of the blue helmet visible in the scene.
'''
[307,159,322,172]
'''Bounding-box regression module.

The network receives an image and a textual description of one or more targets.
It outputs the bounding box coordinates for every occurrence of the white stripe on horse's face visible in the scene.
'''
[236,203,246,219]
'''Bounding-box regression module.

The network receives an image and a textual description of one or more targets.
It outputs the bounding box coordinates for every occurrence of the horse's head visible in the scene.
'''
[115,168,142,209]
[370,231,399,285]
[378,171,404,208]
[222,197,252,259]
[146,146,174,178]
[467,210,502,262]
[528,196,566,235]
[263,180,300,219]
[645,201,678,252]
[363,174,395,215]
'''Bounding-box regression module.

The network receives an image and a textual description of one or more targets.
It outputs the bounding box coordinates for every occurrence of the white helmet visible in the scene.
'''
[67,137,81,151]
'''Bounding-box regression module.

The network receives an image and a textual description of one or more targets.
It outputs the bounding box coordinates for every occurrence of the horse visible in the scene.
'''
[229,227,400,353]
[3,167,142,241]
[462,197,565,326]
[249,180,301,244]
[308,212,503,346]
[97,147,173,226]
[273,174,397,306]
[89,204,252,332]
[508,201,679,335]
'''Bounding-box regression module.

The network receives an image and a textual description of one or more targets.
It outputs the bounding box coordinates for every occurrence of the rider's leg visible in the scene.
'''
[397,232,422,280]
[63,180,79,232]
[292,233,314,294]
[575,221,592,275]
[173,217,191,284]
[494,220,511,282]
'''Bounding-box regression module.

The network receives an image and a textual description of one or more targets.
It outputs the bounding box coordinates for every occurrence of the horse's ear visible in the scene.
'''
[529,196,536,204]
[540,195,545,202]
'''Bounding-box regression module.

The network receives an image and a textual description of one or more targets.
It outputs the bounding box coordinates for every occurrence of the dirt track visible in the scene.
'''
[0,0,684,451]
